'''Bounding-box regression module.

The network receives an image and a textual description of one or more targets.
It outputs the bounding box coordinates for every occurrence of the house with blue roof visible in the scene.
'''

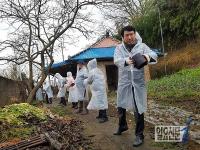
[49,33,154,90]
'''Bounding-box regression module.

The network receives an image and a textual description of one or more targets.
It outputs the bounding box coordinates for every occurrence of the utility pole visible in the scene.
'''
[45,55,50,83]
[158,4,167,75]
[59,37,65,61]
[61,39,65,61]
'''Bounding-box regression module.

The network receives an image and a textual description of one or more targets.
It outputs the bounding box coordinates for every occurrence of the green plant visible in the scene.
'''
[0,103,47,125]
[148,67,200,101]
[50,105,72,117]
[0,127,36,142]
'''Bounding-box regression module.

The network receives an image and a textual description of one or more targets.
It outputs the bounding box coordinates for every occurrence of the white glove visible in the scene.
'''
[143,54,150,62]
[125,57,134,65]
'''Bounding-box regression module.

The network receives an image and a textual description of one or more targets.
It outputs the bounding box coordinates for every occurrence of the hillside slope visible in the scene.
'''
[148,67,200,113]
[150,39,200,78]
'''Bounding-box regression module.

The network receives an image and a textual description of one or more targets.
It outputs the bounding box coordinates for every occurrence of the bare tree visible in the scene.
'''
[99,0,155,26]
[0,63,22,80]
[0,0,105,103]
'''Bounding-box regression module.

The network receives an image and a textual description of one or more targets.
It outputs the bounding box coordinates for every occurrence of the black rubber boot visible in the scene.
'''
[48,98,52,104]
[61,97,67,106]
[133,136,144,147]
[96,110,102,119]
[99,110,108,123]
[59,97,63,104]
[74,102,78,109]
[46,95,49,104]
[81,101,89,115]
[114,107,128,135]
[72,102,75,108]
[75,101,83,114]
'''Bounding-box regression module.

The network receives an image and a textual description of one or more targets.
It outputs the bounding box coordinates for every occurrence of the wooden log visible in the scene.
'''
[44,132,63,150]
[0,134,47,150]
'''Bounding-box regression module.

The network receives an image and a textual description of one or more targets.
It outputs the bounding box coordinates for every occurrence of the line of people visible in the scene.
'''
[37,58,109,123]
[72,58,108,123]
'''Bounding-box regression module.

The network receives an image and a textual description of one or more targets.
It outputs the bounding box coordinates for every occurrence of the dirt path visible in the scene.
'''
[46,99,199,150]
[68,105,161,150]
[47,100,159,150]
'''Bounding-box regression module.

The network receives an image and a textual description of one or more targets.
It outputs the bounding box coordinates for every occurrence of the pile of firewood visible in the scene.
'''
[37,117,92,149]
[0,117,92,150]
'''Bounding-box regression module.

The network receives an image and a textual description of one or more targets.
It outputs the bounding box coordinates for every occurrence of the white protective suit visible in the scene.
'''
[66,72,77,102]
[36,87,43,101]
[54,73,66,98]
[84,59,108,110]
[114,40,157,114]
[75,65,88,101]
[43,81,53,98]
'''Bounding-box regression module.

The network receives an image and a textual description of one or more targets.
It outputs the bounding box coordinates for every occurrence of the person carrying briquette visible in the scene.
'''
[113,25,158,147]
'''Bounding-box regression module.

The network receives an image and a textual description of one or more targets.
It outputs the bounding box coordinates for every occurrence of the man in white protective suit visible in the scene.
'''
[113,25,157,147]
[84,59,108,123]
[54,73,67,106]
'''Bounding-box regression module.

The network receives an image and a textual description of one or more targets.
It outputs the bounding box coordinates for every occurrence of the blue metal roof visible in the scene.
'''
[51,60,70,68]
[51,47,115,69]
[72,46,115,60]
[51,46,162,69]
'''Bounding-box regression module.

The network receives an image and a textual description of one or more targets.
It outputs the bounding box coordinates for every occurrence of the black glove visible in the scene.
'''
[131,53,148,69]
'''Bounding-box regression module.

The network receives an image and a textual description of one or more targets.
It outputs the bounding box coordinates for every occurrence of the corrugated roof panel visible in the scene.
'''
[71,47,115,60]
[51,60,69,69]
[51,47,115,69]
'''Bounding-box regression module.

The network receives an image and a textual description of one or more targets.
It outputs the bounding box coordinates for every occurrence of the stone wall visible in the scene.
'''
[0,76,28,107]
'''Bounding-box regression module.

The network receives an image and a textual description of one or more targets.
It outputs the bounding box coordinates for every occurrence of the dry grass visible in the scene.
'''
[150,39,200,78]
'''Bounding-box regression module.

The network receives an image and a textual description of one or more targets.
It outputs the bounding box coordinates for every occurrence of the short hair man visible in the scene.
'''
[113,25,157,147]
